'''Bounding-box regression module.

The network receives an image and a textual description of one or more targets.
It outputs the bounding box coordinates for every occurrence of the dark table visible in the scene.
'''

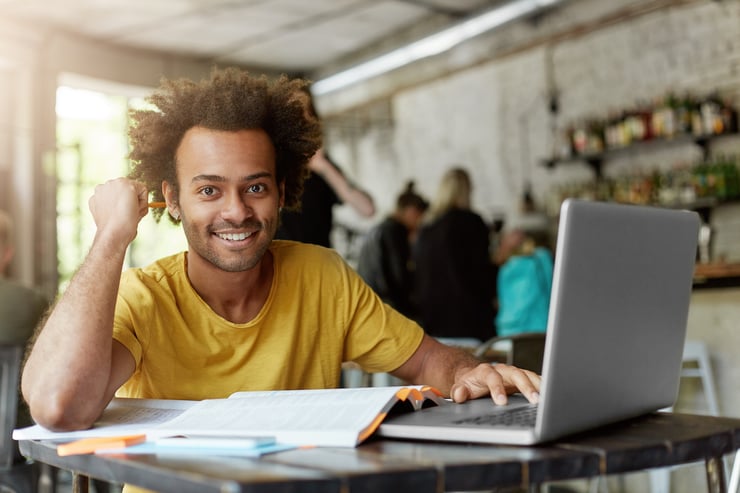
[19,412,740,493]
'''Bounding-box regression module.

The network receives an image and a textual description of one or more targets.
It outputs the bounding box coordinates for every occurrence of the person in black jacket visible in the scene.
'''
[413,167,496,343]
[276,88,374,248]
[356,182,428,320]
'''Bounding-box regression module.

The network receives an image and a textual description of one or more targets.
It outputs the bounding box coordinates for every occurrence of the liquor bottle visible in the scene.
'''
[700,92,724,135]
[676,93,695,135]
[720,98,738,134]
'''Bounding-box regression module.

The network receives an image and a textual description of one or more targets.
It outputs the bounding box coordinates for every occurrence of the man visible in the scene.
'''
[22,68,539,433]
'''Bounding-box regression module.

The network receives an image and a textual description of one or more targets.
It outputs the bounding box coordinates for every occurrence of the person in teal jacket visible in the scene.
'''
[494,230,554,337]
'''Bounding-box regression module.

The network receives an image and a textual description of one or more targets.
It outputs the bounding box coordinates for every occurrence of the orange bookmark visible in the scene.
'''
[57,434,147,456]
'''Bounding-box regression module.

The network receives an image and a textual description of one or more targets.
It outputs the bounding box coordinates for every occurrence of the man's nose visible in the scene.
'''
[222,193,253,221]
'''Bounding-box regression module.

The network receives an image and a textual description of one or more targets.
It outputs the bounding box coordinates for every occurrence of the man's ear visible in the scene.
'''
[162,181,180,220]
[278,180,286,209]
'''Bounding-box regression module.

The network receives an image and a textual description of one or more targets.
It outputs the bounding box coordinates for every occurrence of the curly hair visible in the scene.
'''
[128,67,323,222]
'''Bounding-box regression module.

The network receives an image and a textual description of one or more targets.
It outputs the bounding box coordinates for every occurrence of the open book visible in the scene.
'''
[13,386,443,448]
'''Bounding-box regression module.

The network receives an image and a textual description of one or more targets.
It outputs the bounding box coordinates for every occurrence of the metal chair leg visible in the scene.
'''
[706,456,727,493]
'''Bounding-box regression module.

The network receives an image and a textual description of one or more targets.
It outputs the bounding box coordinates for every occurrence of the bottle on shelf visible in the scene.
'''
[554,90,738,163]
[652,93,678,139]
[699,92,726,136]
[677,93,698,135]
[547,155,740,209]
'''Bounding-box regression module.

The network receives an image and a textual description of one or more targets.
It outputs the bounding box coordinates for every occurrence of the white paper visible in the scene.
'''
[14,386,438,447]
[12,398,196,441]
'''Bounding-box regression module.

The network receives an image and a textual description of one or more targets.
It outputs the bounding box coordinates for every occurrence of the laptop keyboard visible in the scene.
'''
[452,404,538,427]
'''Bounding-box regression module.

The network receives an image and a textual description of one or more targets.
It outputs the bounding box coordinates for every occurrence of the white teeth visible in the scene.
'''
[217,232,252,241]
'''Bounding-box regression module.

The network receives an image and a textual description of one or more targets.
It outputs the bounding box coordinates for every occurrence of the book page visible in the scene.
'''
[151,386,425,446]
[13,398,196,441]
[14,387,441,447]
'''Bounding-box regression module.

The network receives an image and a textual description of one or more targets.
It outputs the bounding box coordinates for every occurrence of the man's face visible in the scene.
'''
[166,127,284,273]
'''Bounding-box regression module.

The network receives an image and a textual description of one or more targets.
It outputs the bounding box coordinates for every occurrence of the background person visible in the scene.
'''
[493,229,554,337]
[413,167,497,345]
[356,181,428,320]
[275,88,375,248]
[0,209,48,462]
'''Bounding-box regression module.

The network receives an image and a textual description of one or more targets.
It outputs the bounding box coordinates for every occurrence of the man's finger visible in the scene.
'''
[499,366,541,403]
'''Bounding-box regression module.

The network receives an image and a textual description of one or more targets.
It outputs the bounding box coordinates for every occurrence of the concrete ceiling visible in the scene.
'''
[0,0,506,75]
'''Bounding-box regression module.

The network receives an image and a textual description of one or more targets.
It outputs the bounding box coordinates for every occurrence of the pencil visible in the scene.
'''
[148,202,166,208]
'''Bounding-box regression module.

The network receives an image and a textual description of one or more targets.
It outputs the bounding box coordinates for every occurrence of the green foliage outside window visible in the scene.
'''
[56,86,187,293]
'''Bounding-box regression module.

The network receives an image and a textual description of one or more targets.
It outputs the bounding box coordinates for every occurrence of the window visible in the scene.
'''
[56,78,187,292]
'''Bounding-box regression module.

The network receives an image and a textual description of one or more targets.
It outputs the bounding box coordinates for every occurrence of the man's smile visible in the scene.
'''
[216,231,255,241]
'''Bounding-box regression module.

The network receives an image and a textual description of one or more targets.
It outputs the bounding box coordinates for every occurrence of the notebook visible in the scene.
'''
[378,199,700,445]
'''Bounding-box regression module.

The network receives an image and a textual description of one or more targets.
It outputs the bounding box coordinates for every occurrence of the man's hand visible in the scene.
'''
[392,335,541,404]
[449,363,541,405]
[89,178,149,246]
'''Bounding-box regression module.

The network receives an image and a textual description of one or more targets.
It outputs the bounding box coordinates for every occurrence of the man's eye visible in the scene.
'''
[248,184,266,193]
[201,186,215,196]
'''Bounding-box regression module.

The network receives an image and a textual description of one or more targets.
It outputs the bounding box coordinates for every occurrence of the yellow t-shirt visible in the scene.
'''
[113,240,424,400]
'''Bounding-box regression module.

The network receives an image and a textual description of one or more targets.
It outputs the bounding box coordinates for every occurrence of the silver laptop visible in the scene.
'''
[378,199,700,445]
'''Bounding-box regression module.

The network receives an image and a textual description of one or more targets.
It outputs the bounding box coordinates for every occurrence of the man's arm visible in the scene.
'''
[22,178,148,431]
[391,334,541,405]
[309,149,375,217]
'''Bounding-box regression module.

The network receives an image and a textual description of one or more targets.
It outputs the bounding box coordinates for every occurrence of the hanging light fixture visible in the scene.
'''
[312,0,565,96]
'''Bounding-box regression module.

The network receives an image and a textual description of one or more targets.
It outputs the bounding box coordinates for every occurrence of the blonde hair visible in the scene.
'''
[428,167,472,221]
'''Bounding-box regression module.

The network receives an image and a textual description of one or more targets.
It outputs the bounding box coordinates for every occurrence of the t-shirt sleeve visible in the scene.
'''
[342,264,425,373]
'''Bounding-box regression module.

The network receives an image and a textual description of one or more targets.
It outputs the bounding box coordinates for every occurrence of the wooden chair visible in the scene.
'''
[0,343,39,493]
[474,332,547,374]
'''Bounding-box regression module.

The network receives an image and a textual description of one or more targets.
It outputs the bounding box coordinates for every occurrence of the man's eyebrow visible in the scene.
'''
[191,174,226,184]
[191,172,272,184]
